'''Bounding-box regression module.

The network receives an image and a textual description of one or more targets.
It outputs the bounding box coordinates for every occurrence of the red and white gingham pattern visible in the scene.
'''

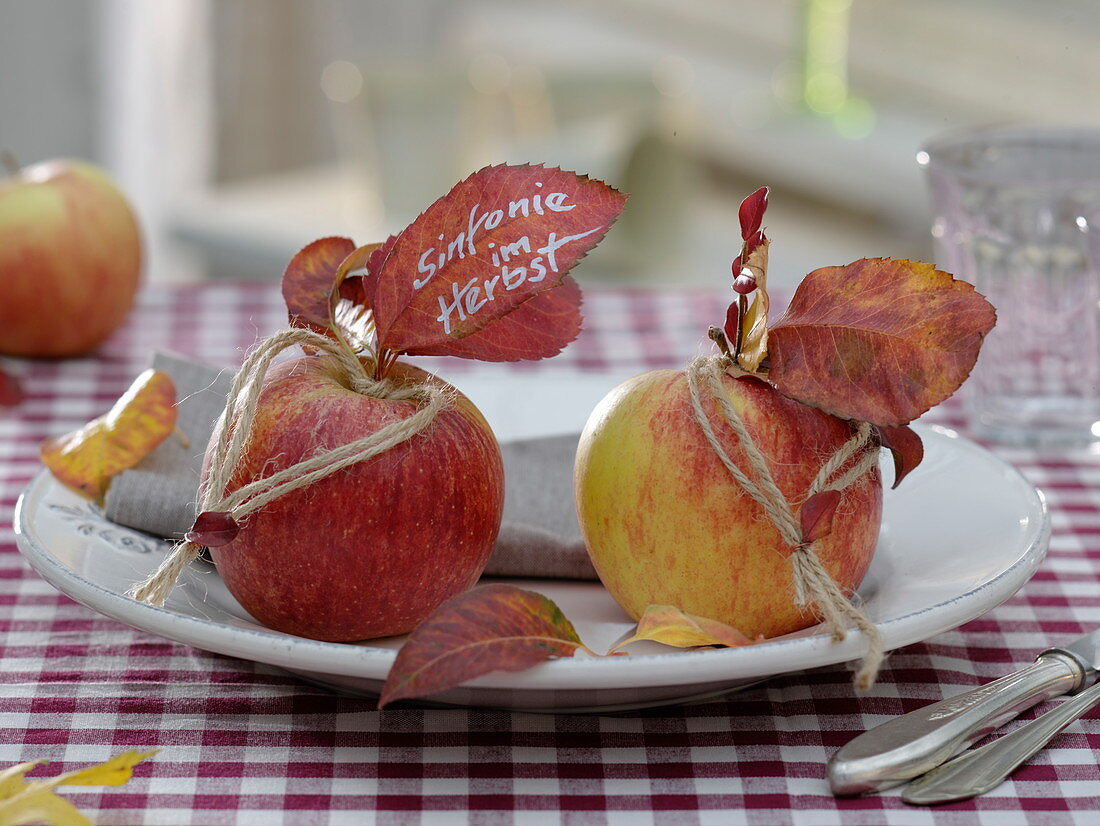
[1,283,1098,825]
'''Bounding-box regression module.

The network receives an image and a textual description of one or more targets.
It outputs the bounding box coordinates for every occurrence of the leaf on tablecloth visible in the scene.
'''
[379,583,597,708]
[767,258,996,426]
[610,605,763,653]
[40,369,177,503]
[0,750,156,826]
[0,366,22,408]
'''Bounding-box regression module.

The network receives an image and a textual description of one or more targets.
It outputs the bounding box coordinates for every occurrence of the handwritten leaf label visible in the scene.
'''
[767,258,996,426]
[41,369,177,502]
[404,276,583,360]
[612,605,761,652]
[875,424,925,489]
[379,583,594,708]
[366,164,626,354]
[800,489,842,544]
[281,236,357,334]
[185,511,241,548]
[736,240,771,373]
[0,366,22,408]
[0,750,156,826]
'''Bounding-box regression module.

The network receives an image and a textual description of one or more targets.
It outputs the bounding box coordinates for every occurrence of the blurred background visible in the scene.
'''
[3,0,1097,291]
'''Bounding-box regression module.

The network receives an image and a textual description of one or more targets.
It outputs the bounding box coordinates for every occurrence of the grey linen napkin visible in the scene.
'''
[103,353,598,581]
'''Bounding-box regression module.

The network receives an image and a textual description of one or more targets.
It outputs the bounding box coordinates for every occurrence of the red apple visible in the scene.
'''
[206,355,505,641]
[574,368,882,639]
[0,158,141,357]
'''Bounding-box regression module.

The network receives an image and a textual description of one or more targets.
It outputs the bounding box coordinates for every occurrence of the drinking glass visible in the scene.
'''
[920,125,1100,448]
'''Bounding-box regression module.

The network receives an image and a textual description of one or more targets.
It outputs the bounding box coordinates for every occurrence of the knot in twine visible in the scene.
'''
[129,328,451,607]
[686,355,883,689]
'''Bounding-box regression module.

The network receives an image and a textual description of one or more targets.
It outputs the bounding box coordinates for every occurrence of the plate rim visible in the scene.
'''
[13,423,1050,691]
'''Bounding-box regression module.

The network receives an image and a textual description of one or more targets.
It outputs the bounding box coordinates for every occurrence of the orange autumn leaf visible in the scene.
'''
[611,605,762,653]
[379,583,596,708]
[736,239,771,373]
[0,750,156,826]
[41,369,177,502]
[767,258,996,426]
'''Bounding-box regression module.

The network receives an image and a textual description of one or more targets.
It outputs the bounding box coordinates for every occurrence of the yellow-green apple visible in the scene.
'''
[0,158,141,356]
[574,369,882,639]
[206,355,505,642]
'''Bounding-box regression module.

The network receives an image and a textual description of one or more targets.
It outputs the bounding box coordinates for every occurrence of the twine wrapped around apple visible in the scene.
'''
[574,187,997,689]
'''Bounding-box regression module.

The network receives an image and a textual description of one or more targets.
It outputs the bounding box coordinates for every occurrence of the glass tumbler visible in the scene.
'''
[920,125,1100,448]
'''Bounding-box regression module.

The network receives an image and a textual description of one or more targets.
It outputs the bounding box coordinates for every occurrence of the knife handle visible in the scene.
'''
[902,677,1100,804]
[827,651,1085,796]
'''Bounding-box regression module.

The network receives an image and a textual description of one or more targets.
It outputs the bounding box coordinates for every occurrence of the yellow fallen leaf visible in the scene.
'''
[612,605,763,653]
[41,369,177,503]
[0,750,156,826]
[737,239,770,373]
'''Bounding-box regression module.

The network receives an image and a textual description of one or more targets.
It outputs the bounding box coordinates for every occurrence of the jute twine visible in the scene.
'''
[686,355,884,689]
[129,327,450,606]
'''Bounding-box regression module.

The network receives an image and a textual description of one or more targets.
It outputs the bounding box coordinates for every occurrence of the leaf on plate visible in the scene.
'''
[365,164,626,357]
[185,511,240,548]
[767,258,997,426]
[281,236,357,335]
[0,366,22,408]
[800,489,842,544]
[0,750,156,826]
[874,424,924,489]
[736,240,771,373]
[40,369,177,502]
[378,583,595,708]
[611,605,762,653]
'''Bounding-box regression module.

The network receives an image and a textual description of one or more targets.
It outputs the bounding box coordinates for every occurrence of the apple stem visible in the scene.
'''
[708,326,732,357]
[1,150,20,178]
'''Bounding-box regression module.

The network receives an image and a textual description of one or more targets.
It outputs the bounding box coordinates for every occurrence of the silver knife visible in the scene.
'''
[827,631,1100,796]
[903,676,1100,804]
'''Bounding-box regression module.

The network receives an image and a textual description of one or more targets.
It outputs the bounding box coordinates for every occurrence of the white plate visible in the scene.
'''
[14,421,1048,711]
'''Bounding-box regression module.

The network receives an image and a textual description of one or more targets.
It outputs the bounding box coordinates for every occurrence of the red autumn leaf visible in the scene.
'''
[800,489,842,544]
[0,365,22,407]
[366,164,626,355]
[403,276,583,360]
[767,258,996,426]
[281,236,357,334]
[738,186,769,242]
[378,583,594,708]
[185,511,240,548]
[874,424,925,490]
[722,301,740,350]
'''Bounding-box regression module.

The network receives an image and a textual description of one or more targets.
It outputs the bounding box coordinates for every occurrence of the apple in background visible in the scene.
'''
[0,157,141,357]
[574,369,882,640]
[207,355,505,642]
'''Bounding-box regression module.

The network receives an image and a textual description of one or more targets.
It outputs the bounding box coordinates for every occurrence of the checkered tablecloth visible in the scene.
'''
[2,282,1099,826]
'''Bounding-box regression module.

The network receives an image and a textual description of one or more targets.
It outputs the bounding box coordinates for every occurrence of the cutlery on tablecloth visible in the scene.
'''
[827,631,1100,795]
[902,676,1100,804]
